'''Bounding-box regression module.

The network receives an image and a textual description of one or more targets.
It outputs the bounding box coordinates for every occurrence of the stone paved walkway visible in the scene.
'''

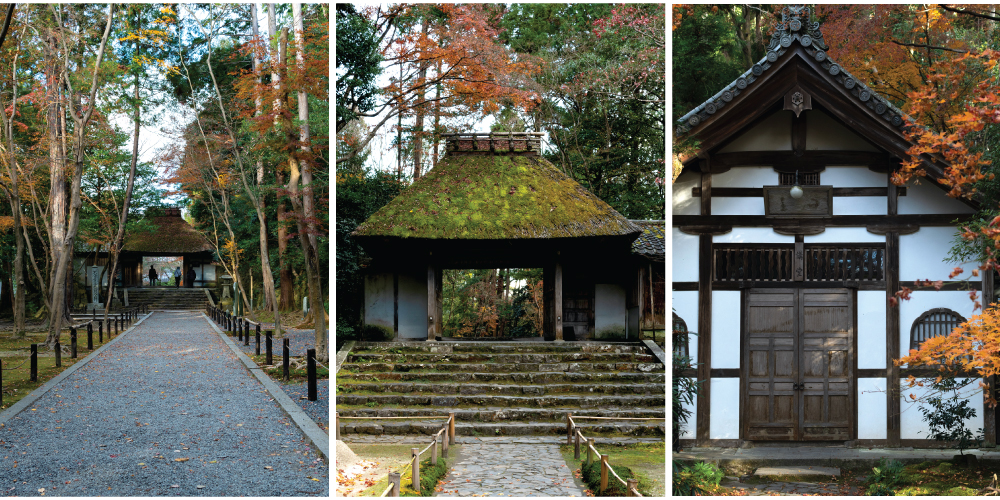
[435,443,586,497]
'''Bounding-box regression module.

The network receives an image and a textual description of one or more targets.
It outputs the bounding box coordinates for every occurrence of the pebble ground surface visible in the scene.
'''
[435,442,586,497]
[226,323,329,432]
[0,311,328,496]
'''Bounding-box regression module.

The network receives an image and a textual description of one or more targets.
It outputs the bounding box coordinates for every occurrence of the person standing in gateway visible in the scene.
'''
[174,266,182,288]
[148,265,158,287]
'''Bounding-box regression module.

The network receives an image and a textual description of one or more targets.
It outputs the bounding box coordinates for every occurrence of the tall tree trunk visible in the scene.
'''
[412,16,429,179]
[277,168,293,310]
[0,32,25,338]
[248,3,277,312]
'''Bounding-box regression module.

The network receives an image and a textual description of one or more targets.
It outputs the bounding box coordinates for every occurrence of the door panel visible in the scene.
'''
[744,288,854,441]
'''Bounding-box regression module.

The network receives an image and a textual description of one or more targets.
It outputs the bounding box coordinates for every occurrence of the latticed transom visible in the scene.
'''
[910,308,966,351]
[672,312,689,358]
[779,172,819,185]
[713,244,885,282]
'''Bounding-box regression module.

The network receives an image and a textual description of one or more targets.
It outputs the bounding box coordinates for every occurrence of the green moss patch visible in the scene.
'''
[353,155,639,240]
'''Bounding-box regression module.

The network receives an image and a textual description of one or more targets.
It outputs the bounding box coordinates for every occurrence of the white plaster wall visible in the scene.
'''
[711,166,776,188]
[901,380,984,440]
[712,291,741,369]
[672,291,699,362]
[710,378,741,439]
[833,196,888,216]
[713,196,765,216]
[595,284,627,337]
[900,227,978,281]
[898,180,976,214]
[821,166,887,187]
[364,273,394,330]
[673,228,699,282]
[398,271,428,339]
[679,383,697,439]
[858,290,887,369]
[858,378,888,439]
[804,227,886,244]
[673,170,700,216]
[806,110,879,151]
[899,290,977,359]
[203,265,216,282]
[714,228,794,244]
[719,111,791,152]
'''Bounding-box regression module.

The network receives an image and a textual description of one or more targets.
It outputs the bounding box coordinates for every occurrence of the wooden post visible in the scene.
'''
[442,429,448,458]
[587,438,595,466]
[554,259,563,341]
[55,341,61,367]
[334,412,339,440]
[600,455,609,494]
[431,434,438,465]
[427,265,437,341]
[30,344,37,382]
[573,425,580,459]
[449,412,456,445]
[411,448,420,493]
[566,413,573,445]
[627,479,638,496]
[389,472,401,497]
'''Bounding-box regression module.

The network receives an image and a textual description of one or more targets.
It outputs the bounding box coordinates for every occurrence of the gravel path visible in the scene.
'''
[0,311,328,497]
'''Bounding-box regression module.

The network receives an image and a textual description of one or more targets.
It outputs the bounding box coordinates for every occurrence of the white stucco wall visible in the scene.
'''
[806,110,879,151]
[901,380,984,440]
[203,265,216,282]
[713,196,765,216]
[672,291,699,362]
[711,166,776,188]
[673,228,700,282]
[714,228,794,244]
[858,290,887,369]
[397,271,427,339]
[898,180,976,215]
[900,227,978,281]
[712,291,741,369]
[710,378,741,439]
[679,383,697,439]
[822,166,887,187]
[719,111,792,152]
[858,378,888,439]
[898,290,977,360]
[673,170,700,216]
[364,273,394,331]
[595,284,626,337]
[804,227,886,244]
[833,196,888,216]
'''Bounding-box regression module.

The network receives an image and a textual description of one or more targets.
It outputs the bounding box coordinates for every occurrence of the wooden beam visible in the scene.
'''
[709,150,892,172]
[791,112,806,156]
[700,165,712,216]
[675,214,975,228]
[691,187,906,197]
[697,234,713,444]
[886,231,901,447]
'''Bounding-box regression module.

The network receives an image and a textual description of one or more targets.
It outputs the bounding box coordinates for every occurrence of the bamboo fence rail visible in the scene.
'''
[568,414,648,497]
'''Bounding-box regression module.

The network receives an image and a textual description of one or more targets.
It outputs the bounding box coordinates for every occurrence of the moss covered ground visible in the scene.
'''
[351,443,459,497]
[559,442,665,497]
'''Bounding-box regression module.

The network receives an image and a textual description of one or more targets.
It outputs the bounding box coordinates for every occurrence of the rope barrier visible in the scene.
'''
[379,484,394,497]
[338,416,451,420]
[608,465,628,487]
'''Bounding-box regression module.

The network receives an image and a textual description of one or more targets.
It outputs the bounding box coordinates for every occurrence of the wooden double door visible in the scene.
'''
[743,288,854,441]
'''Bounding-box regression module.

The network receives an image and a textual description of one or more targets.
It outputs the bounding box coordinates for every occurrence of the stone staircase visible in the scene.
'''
[336,341,665,439]
[125,287,212,310]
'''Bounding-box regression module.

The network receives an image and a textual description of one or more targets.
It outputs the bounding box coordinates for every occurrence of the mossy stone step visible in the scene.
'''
[352,342,650,354]
[346,352,656,364]
[337,407,666,421]
[340,362,663,374]
[336,394,665,408]
[340,421,665,437]
[336,382,664,396]
[341,371,665,384]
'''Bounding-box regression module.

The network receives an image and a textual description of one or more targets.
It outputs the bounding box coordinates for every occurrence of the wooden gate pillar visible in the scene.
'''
[427,265,441,341]
[543,258,564,341]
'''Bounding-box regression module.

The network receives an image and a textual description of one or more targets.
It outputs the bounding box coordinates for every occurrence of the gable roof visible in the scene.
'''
[353,153,641,240]
[630,220,665,262]
[673,5,964,199]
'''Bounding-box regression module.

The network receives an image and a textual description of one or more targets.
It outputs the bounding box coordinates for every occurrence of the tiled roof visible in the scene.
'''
[630,220,664,261]
[675,5,905,136]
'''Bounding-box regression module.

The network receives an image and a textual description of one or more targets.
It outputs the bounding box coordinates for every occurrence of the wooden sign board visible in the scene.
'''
[763,185,833,218]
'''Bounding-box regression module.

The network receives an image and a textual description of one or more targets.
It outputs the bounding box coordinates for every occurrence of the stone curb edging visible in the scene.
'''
[642,339,667,366]
[335,340,355,374]
[0,312,154,427]
[203,313,329,461]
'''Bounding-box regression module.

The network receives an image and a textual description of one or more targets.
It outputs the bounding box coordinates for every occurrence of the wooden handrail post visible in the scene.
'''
[334,412,339,441]
[567,413,573,445]
[431,434,438,466]
[449,412,456,445]
[574,426,580,460]
[587,438,595,466]
[600,455,609,494]
[389,472,401,497]
[411,448,420,493]
[627,479,638,497]
[442,428,449,458]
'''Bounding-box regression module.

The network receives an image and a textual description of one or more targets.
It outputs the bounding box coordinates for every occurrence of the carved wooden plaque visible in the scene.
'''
[763,185,833,218]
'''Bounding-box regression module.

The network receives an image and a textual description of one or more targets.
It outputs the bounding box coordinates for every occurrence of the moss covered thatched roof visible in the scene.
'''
[354,155,641,240]
[124,208,214,254]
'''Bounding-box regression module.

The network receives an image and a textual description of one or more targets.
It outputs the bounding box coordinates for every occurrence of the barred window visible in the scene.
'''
[779,172,819,185]
[673,312,689,358]
[910,308,966,351]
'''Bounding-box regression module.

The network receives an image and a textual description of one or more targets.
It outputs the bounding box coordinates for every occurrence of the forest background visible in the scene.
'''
[0,4,330,358]
[336,3,666,341]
